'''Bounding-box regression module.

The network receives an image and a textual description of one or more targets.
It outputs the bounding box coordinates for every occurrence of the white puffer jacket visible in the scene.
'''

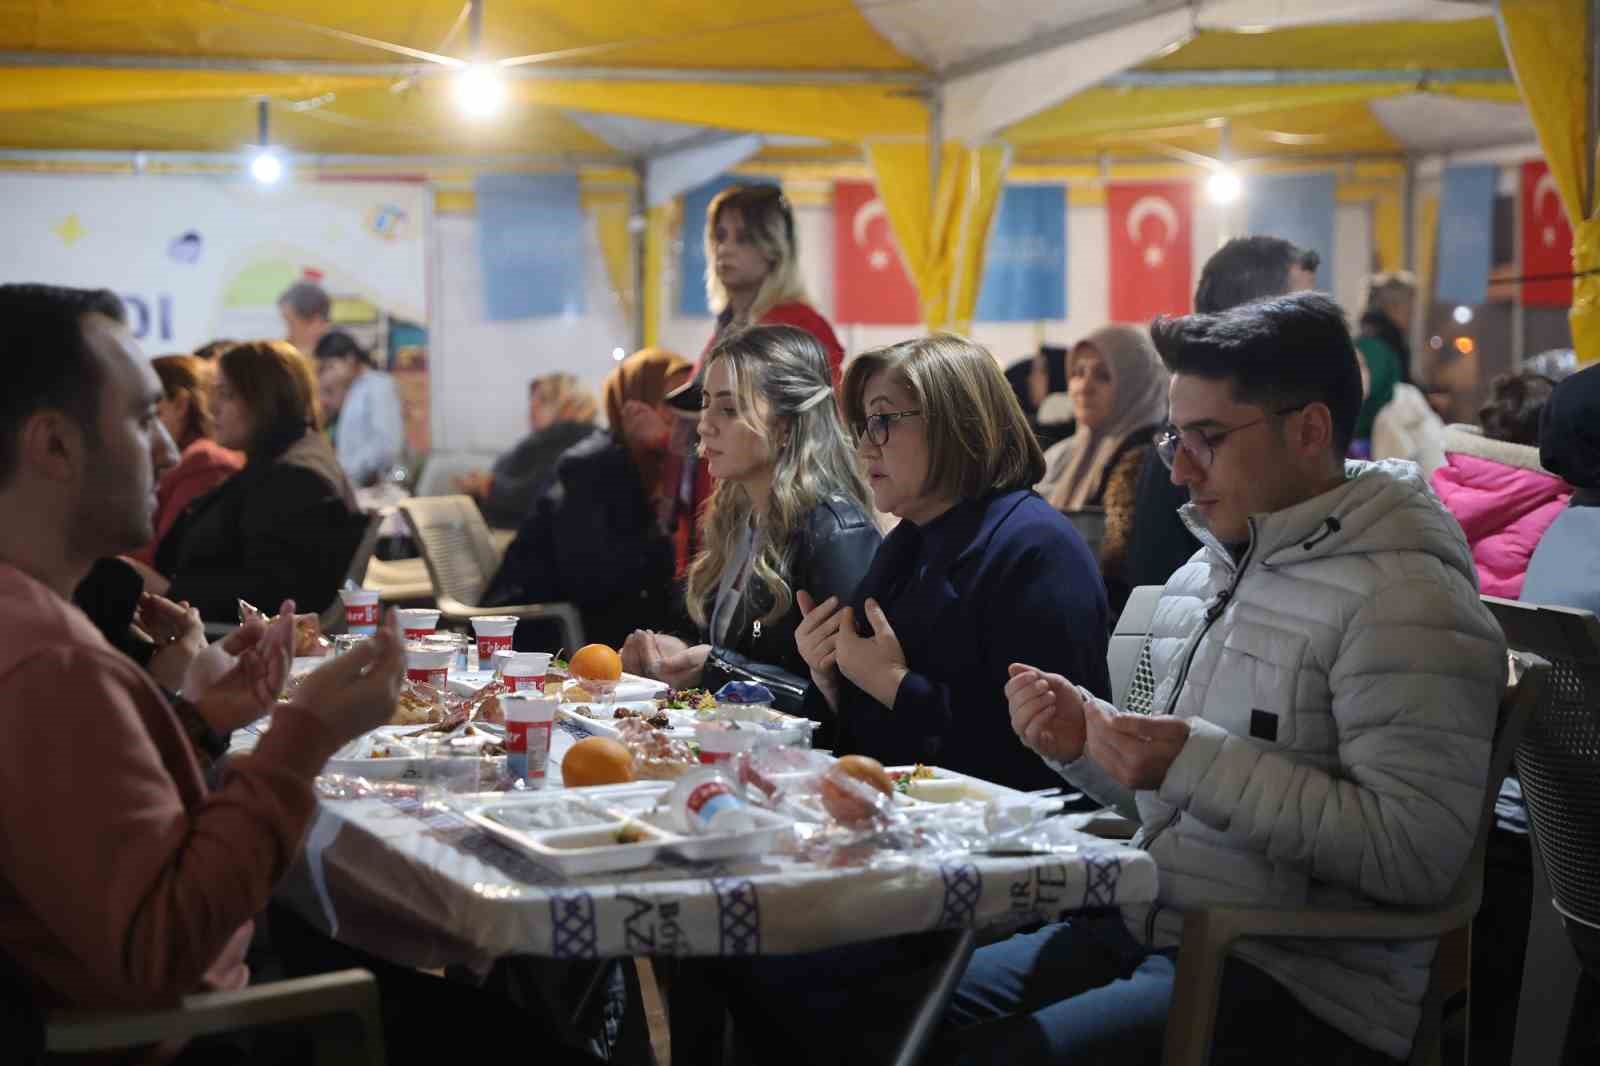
[1059,459,1506,1059]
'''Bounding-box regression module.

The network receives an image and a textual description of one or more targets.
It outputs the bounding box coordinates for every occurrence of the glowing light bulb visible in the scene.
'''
[250,149,284,184]
[456,64,507,119]
[1206,168,1242,205]
[1452,305,1474,325]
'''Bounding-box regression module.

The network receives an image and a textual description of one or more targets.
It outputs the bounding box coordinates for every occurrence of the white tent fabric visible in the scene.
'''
[1370,94,1535,155]
[646,133,765,206]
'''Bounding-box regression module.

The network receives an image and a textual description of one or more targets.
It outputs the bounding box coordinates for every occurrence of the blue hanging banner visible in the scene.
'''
[1245,173,1337,290]
[1435,164,1498,307]
[976,184,1067,322]
[475,173,586,320]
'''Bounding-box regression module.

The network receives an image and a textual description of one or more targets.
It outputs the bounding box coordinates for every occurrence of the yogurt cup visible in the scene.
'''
[339,588,380,636]
[503,651,552,694]
[397,608,441,640]
[470,615,519,671]
[502,693,558,786]
[404,644,455,689]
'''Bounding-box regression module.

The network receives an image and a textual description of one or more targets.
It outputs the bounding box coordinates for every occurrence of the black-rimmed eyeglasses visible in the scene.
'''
[854,410,923,447]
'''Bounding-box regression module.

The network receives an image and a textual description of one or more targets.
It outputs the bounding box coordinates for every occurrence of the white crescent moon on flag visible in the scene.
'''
[1533,171,1562,221]
[1126,195,1179,246]
[853,197,889,247]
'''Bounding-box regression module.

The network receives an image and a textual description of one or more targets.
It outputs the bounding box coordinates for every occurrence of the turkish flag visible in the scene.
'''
[1108,182,1193,324]
[1522,160,1574,308]
[834,180,921,325]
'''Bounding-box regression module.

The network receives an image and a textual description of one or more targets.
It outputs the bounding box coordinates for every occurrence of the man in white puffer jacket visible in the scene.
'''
[947,293,1506,1065]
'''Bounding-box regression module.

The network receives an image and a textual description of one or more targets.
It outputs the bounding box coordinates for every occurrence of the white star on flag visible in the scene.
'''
[1144,245,1165,268]
[1544,225,1557,249]
[869,249,890,271]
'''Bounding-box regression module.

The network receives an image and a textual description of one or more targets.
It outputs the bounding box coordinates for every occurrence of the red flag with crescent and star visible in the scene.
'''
[1522,160,1574,308]
[834,180,921,325]
[1108,182,1193,324]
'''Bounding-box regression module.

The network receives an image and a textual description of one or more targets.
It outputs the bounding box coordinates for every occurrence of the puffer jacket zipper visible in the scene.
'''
[1141,519,1259,943]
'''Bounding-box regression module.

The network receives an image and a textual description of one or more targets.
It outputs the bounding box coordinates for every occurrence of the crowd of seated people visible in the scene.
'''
[4,192,1593,1066]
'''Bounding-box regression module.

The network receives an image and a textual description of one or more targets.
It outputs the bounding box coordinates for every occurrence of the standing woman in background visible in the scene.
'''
[640,184,847,577]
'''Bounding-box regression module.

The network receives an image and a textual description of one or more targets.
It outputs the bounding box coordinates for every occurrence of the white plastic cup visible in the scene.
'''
[503,651,552,694]
[420,632,468,673]
[471,616,519,671]
[340,588,380,636]
[490,649,517,679]
[397,608,441,640]
[502,693,559,786]
[404,644,455,689]
[695,724,759,766]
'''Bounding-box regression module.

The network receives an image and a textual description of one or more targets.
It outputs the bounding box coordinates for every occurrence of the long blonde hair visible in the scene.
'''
[686,325,868,629]
[533,372,599,424]
[704,184,809,324]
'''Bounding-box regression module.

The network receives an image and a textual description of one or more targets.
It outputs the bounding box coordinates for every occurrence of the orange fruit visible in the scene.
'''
[561,737,636,788]
[819,755,893,823]
[569,643,622,682]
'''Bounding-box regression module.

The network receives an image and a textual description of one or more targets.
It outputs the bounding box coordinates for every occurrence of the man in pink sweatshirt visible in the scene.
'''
[0,285,405,1024]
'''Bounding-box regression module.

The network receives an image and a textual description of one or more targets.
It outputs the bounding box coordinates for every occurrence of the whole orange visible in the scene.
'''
[569,643,622,682]
[561,737,636,788]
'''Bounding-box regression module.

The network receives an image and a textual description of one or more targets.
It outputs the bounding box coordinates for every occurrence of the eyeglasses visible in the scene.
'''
[854,409,922,447]
[1155,404,1309,470]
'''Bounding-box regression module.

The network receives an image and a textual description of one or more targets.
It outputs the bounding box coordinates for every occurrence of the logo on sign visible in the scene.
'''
[368,204,409,241]
[1533,172,1563,250]
[1127,196,1180,269]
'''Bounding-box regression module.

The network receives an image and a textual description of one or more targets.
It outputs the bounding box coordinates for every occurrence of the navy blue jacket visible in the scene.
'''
[809,489,1110,792]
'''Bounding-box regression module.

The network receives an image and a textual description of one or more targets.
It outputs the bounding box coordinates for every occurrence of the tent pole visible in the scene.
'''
[928,89,944,202]
[633,159,648,352]
[1588,0,1599,219]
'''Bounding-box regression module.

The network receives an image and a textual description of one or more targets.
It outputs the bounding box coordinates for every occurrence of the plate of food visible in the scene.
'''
[885,764,1027,804]
[324,722,506,781]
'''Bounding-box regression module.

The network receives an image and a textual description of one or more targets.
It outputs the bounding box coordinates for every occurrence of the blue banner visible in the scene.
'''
[475,173,585,320]
[1436,164,1498,307]
[678,173,773,317]
[976,184,1067,321]
[1245,173,1337,290]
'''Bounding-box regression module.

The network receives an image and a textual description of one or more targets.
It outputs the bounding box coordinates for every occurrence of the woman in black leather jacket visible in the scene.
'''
[622,326,880,716]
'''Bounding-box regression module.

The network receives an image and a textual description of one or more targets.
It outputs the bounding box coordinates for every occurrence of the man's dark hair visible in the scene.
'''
[1480,371,1556,447]
[0,284,126,486]
[1151,291,1363,456]
[313,329,375,368]
[277,280,330,321]
[1194,236,1315,314]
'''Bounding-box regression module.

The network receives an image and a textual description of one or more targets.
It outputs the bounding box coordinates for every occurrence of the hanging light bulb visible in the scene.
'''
[250,149,284,184]
[1207,167,1242,205]
[455,63,506,119]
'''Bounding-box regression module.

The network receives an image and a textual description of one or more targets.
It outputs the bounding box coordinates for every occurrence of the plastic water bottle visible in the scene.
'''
[669,767,755,835]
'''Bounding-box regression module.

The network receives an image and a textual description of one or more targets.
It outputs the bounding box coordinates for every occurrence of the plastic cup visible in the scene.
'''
[695,723,759,766]
[332,633,371,657]
[397,607,441,640]
[421,736,491,808]
[502,693,558,787]
[340,588,380,636]
[490,649,516,679]
[503,651,552,694]
[421,632,468,673]
[471,616,519,672]
[405,644,455,689]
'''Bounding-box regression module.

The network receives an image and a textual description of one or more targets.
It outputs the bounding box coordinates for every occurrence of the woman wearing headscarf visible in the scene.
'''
[1036,325,1170,614]
[484,349,692,649]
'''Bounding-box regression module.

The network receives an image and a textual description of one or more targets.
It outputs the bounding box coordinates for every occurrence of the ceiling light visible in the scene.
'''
[1206,168,1242,205]
[456,63,507,119]
[612,347,626,362]
[250,149,284,185]
[1452,305,1474,325]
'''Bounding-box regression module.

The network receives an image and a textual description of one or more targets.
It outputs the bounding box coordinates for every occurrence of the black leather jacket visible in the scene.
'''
[700,494,882,714]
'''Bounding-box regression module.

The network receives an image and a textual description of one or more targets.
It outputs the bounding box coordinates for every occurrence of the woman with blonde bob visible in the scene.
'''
[795,334,1111,792]
[148,340,362,623]
[623,325,880,714]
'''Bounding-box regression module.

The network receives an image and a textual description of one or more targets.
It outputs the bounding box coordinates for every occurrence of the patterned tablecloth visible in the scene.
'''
[272,778,1156,973]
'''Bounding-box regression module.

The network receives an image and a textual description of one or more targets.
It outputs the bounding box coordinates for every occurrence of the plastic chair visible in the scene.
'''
[1480,595,1600,1066]
[1161,651,1549,1066]
[36,969,384,1065]
[1109,584,1162,709]
[397,495,585,651]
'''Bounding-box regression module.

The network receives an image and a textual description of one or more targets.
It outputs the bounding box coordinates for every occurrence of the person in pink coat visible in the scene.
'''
[1431,372,1570,598]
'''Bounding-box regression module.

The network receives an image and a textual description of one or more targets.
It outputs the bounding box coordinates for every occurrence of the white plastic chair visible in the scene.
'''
[1161,651,1549,1066]
[397,495,584,651]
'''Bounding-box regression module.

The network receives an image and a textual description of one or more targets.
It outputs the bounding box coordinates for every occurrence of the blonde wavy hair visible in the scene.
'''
[532,372,598,424]
[704,184,809,324]
[686,325,869,629]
